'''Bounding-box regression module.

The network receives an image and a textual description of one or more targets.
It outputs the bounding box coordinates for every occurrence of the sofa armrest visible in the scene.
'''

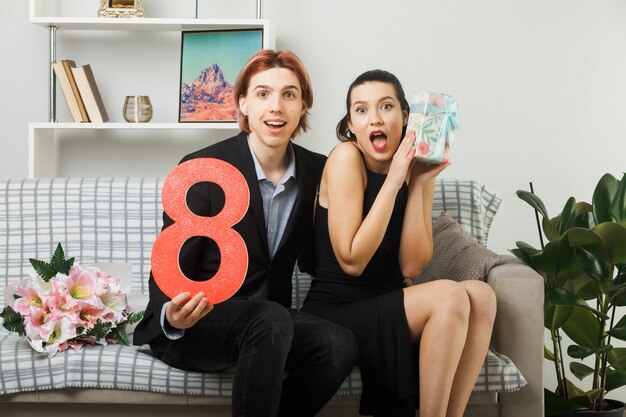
[487,256,544,417]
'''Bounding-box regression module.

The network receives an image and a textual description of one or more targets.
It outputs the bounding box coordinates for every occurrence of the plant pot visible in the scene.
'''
[565,400,625,417]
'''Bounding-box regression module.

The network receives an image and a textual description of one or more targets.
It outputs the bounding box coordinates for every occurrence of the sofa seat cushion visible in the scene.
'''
[0,330,364,397]
[0,330,522,396]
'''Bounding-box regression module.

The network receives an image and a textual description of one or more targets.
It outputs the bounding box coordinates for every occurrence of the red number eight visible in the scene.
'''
[151,158,250,304]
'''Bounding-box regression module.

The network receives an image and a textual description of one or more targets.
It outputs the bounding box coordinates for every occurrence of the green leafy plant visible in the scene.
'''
[512,173,626,414]
[29,242,74,281]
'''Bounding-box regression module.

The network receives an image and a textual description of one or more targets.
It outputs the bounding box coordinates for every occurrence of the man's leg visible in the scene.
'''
[278,310,359,417]
[150,300,294,417]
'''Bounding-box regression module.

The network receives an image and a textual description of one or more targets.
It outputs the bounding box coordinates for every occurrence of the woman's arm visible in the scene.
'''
[324,135,416,276]
[398,162,449,278]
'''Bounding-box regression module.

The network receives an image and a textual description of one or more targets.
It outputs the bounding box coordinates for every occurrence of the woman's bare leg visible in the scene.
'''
[403,280,471,417]
[446,280,497,417]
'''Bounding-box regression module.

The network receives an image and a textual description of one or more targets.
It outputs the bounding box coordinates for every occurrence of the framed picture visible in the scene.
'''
[179,29,264,123]
[97,0,144,18]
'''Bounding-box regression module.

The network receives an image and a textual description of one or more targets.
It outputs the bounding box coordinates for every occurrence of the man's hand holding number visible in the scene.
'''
[166,291,214,330]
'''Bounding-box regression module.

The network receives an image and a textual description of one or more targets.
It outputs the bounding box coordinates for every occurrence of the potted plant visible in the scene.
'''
[512,172,626,416]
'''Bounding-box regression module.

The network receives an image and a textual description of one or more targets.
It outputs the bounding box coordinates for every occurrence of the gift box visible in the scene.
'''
[407,92,459,164]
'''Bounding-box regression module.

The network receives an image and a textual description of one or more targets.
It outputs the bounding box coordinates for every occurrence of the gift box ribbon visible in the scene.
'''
[410,100,459,140]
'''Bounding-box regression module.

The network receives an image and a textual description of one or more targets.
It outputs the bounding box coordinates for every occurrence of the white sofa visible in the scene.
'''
[0,177,543,417]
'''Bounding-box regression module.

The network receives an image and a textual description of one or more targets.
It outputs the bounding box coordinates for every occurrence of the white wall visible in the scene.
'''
[2,0,626,401]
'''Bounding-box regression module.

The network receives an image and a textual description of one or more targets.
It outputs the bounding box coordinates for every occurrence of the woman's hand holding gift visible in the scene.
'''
[387,130,417,190]
[408,158,450,187]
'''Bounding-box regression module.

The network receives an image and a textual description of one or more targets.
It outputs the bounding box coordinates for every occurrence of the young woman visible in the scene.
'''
[302,70,496,417]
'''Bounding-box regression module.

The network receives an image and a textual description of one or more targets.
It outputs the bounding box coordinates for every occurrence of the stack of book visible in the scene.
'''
[53,59,109,123]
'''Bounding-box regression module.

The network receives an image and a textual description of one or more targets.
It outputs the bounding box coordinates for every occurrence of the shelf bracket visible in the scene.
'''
[49,25,58,123]
[256,0,263,19]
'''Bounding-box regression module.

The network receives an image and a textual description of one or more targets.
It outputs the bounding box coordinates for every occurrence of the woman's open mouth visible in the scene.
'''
[369,130,388,152]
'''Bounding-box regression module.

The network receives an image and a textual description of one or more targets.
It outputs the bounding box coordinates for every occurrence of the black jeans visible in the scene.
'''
[150,299,358,417]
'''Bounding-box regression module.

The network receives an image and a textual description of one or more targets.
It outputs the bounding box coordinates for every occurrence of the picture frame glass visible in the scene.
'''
[179,30,264,123]
[98,0,144,17]
[109,0,136,9]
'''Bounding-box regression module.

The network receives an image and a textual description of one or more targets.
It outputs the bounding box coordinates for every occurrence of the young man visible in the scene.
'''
[133,50,358,417]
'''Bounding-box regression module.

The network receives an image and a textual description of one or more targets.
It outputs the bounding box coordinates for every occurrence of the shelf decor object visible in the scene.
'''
[178,29,263,123]
[97,0,144,18]
[123,95,153,123]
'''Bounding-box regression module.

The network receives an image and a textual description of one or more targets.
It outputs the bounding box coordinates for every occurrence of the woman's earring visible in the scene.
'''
[346,129,352,138]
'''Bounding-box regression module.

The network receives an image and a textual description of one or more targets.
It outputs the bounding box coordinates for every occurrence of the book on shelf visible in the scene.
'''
[70,64,109,123]
[52,60,89,123]
[62,60,90,122]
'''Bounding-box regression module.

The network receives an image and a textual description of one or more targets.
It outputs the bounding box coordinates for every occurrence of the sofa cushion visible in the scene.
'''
[417,213,506,283]
[475,349,527,393]
[432,179,501,247]
[0,330,523,396]
[0,330,364,397]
